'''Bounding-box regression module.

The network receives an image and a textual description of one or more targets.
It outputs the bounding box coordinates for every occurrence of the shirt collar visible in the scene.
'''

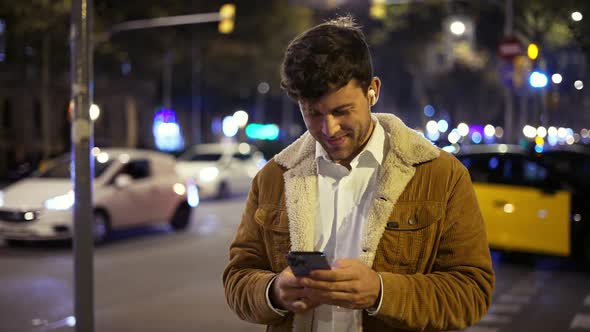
[315,116,386,169]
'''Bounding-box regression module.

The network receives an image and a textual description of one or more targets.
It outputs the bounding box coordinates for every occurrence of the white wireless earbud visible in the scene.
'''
[368,89,376,106]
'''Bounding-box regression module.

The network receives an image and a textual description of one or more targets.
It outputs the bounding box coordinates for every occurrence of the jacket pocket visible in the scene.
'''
[254,205,291,272]
[377,201,443,274]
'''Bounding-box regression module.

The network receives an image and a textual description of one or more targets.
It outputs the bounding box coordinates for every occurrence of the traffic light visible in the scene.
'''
[527,43,539,60]
[219,3,235,34]
[370,0,387,20]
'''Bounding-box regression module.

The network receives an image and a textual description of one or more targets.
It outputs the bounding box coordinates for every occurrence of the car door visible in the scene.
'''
[460,153,571,256]
[105,159,156,227]
[227,152,253,193]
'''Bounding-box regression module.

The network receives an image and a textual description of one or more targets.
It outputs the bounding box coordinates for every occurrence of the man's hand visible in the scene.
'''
[270,266,319,314]
[300,259,381,310]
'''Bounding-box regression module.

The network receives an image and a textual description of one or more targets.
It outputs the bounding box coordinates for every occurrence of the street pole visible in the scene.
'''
[191,32,202,145]
[503,0,515,143]
[70,0,94,331]
[163,51,173,109]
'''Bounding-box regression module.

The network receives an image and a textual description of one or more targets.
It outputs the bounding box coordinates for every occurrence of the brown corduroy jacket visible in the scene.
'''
[223,113,494,332]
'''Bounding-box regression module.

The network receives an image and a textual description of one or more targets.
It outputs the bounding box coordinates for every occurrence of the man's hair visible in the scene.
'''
[280,16,373,101]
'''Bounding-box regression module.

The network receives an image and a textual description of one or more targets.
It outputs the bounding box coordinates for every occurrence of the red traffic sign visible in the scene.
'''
[498,37,524,60]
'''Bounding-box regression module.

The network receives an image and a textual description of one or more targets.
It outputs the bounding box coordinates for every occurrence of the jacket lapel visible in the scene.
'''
[274,113,440,332]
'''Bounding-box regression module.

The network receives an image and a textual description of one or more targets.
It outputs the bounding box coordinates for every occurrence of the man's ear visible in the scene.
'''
[368,89,376,106]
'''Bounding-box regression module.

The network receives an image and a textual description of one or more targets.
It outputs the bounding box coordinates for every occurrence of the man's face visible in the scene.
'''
[299,78,380,167]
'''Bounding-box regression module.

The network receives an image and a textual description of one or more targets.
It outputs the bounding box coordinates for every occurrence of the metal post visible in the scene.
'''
[70,0,94,331]
[503,0,515,143]
[163,52,173,109]
[191,32,202,144]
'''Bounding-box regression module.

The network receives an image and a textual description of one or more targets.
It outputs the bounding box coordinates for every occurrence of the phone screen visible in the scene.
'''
[286,251,331,277]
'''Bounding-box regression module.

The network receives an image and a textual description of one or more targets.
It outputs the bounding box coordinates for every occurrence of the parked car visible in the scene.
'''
[534,144,590,262]
[456,144,590,263]
[175,143,266,199]
[0,148,199,244]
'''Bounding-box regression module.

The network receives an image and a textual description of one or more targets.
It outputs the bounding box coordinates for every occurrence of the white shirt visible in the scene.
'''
[312,119,386,332]
[265,118,386,330]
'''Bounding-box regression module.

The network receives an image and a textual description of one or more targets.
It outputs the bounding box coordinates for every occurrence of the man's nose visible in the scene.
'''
[321,115,340,137]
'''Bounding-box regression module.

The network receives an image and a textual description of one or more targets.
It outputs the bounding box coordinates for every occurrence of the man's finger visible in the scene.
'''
[300,278,356,292]
[308,268,356,282]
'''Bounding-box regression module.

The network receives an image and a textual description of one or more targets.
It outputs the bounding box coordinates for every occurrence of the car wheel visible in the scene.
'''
[217,181,229,199]
[93,210,111,244]
[170,202,192,231]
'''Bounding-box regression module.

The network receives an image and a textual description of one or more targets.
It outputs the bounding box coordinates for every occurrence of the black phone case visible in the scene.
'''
[286,251,331,277]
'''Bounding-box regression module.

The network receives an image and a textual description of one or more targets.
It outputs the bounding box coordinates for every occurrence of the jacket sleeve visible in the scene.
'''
[374,162,495,331]
[222,171,289,325]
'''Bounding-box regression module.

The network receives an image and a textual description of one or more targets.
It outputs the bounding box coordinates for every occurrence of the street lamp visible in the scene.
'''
[571,11,583,22]
[449,20,466,36]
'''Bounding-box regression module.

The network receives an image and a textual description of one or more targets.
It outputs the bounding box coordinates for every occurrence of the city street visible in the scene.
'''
[1,195,589,332]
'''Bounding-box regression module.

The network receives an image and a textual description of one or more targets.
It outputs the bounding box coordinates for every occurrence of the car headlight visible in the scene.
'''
[44,191,75,210]
[199,167,219,182]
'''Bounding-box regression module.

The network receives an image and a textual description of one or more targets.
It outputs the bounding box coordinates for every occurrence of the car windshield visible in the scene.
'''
[36,158,113,179]
[178,152,223,162]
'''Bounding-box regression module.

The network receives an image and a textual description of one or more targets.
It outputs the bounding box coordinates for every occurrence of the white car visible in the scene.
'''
[0,148,199,244]
[175,143,266,199]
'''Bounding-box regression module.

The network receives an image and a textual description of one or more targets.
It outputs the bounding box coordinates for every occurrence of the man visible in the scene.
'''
[223,16,494,332]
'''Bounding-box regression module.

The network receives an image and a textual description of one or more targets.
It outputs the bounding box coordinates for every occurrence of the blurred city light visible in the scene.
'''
[437,119,449,133]
[523,125,537,138]
[448,130,460,144]
[548,126,558,137]
[551,73,563,84]
[571,11,583,22]
[370,0,387,20]
[97,152,109,163]
[534,144,544,153]
[527,43,539,60]
[575,80,584,90]
[484,124,495,137]
[449,20,466,36]
[233,110,249,128]
[245,123,279,140]
[457,123,469,136]
[471,132,482,144]
[535,136,544,146]
[218,3,236,34]
[222,116,238,137]
[581,128,589,138]
[548,135,558,146]
[529,71,548,88]
[153,109,184,151]
[557,127,567,139]
[426,130,440,142]
[566,135,575,145]
[498,144,508,153]
[257,82,270,94]
[423,105,435,117]
[173,183,186,196]
[426,120,438,133]
[238,142,251,154]
[89,104,100,121]
[537,126,547,138]
[495,126,504,138]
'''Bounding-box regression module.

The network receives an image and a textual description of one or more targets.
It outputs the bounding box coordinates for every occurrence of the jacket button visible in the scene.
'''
[361,247,369,253]
[408,218,416,225]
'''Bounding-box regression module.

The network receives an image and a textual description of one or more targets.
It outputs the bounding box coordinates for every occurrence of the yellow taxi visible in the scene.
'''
[455,144,588,262]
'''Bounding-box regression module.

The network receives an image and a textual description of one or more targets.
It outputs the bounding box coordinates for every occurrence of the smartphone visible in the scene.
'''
[286,251,331,277]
